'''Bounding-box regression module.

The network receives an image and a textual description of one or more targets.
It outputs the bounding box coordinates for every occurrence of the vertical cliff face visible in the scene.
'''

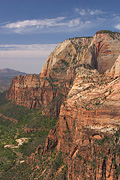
[6,74,41,108]
[56,71,120,151]
[44,67,120,179]
[6,37,92,115]
[42,32,120,179]
[83,31,120,73]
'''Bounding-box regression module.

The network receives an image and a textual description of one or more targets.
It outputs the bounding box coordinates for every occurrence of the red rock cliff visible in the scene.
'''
[6,37,92,115]
[44,67,120,179]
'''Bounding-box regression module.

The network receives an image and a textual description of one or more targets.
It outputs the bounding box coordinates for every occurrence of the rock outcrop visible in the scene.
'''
[83,30,120,73]
[6,37,93,115]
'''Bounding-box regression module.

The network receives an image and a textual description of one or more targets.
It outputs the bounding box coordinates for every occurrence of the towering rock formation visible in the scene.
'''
[83,30,120,73]
[6,30,120,179]
[6,36,92,115]
[6,31,120,116]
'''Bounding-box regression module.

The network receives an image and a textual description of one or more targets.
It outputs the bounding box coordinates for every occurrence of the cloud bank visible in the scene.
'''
[1,8,108,34]
[1,8,120,35]
[0,44,57,73]
[2,17,79,34]
[2,16,92,34]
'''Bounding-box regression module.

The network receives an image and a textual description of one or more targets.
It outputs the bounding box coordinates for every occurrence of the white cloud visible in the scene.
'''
[75,8,103,16]
[2,17,68,34]
[3,17,65,29]
[68,19,81,27]
[1,16,93,34]
[89,9,103,15]
[114,24,120,30]
[75,8,86,16]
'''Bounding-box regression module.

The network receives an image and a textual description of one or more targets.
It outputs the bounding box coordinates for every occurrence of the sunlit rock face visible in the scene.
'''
[6,37,92,115]
[83,31,120,73]
[44,66,120,179]
[106,54,120,78]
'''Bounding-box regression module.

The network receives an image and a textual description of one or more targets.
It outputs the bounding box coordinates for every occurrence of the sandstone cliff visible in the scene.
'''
[6,30,120,179]
[6,36,93,115]
[43,66,120,179]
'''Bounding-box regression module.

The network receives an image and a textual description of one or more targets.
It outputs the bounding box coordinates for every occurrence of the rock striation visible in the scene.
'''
[43,65,120,179]
[83,30,120,73]
[6,30,120,179]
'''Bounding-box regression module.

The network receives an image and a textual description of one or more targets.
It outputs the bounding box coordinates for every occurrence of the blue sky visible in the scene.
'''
[0,0,120,73]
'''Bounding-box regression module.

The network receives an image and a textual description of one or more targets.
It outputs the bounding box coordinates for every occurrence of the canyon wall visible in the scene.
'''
[44,65,120,179]
[6,31,120,179]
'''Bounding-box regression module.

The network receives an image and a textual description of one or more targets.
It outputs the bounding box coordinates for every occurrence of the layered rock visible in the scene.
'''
[56,68,120,150]
[44,67,120,179]
[83,31,120,73]
[6,74,41,108]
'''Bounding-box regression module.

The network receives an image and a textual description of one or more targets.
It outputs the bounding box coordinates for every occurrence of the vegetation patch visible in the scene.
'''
[0,91,58,179]
[96,30,120,34]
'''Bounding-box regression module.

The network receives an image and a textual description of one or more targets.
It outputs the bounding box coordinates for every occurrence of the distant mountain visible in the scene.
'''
[0,68,27,91]
[0,68,27,76]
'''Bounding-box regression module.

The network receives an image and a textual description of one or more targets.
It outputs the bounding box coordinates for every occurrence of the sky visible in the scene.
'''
[0,0,120,74]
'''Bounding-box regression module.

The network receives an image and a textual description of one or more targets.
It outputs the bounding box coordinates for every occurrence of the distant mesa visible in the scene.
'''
[0,68,27,76]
